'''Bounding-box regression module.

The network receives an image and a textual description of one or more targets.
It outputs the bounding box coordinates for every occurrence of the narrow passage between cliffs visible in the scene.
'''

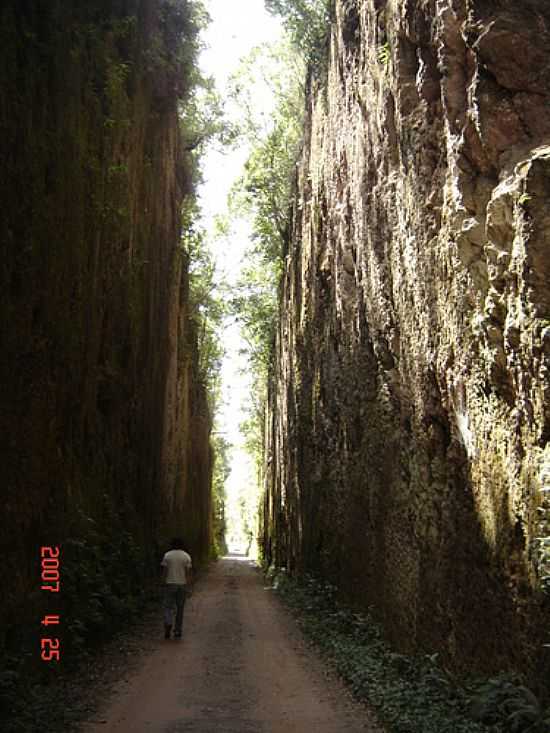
[81,557,381,733]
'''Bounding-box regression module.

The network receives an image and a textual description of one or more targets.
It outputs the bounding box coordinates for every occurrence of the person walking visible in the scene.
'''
[161,537,192,640]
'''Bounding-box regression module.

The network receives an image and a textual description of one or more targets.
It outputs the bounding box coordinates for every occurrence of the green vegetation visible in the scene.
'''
[195,11,328,558]
[378,41,391,67]
[270,571,550,733]
[264,0,332,71]
[211,433,230,557]
[173,4,234,564]
[228,39,305,256]
[1,509,157,733]
[180,196,229,566]
[181,75,238,156]
[230,43,304,352]
[183,215,228,565]
[219,38,306,530]
[183,199,226,406]
[0,0,229,729]
[535,481,550,596]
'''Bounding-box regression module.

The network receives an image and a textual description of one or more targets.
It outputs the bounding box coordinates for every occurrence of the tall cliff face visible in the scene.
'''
[0,0,212,645]
[264,0,550,680]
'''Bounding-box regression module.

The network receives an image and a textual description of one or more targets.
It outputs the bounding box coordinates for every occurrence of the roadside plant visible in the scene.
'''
[270,570,548,733]
[468,674,550,732]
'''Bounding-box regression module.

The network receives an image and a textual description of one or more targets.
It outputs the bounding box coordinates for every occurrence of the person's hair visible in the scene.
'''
[171,537,185,550]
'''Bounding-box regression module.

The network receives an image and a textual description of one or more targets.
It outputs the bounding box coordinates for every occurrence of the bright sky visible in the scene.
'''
[198,1,282,545]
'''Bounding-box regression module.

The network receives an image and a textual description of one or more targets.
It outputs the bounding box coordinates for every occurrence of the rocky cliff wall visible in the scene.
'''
[0,0,212,648]
[263,0,550,682]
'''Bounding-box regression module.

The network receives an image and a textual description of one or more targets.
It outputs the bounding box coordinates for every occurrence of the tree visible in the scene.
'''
[211,434,230,556]
[264,0,332,70]
[181,198,227,410]
[228,38,305,262]
[216,37,307,541]
[180,75,239,156]
[226,38,305,390]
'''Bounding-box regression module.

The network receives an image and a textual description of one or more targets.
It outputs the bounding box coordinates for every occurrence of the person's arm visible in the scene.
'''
[160,556,167,583]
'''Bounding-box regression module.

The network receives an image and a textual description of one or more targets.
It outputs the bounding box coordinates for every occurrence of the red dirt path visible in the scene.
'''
[80,556,382,733]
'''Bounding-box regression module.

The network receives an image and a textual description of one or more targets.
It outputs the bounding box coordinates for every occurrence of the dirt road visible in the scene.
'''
[81,556,380,733]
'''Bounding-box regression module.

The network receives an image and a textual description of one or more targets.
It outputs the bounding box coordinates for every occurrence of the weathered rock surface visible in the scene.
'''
[263,0,550,683]
[0,0,212,646]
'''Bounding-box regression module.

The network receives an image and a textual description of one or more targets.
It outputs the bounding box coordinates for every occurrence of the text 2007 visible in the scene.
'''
[41,545,60,592]
[40,546,61,662]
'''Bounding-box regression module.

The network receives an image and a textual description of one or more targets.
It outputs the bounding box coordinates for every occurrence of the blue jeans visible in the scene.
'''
[163,584,187,634]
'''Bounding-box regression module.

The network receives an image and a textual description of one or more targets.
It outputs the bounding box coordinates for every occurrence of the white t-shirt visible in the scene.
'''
[161,549,192,585]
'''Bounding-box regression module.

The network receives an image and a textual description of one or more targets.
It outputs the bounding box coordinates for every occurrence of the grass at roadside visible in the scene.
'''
[269,570,549,733]
[1,588,161,733]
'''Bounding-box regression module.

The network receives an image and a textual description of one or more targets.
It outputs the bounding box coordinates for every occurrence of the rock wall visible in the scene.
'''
[263,0,550,682]
[0,0,212,647]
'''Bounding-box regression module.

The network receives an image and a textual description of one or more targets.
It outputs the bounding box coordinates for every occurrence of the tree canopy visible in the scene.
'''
[264,0,332,70]
[227,38,305,384]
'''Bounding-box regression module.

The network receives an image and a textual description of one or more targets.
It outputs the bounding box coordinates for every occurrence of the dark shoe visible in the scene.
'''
[174,630,182,639]
[164,624,172,639]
